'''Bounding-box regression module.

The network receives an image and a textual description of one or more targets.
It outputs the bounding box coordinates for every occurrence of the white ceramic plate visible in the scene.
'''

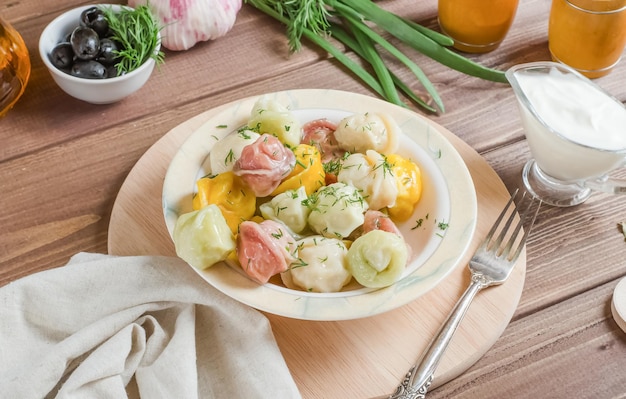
[163,89,477,321]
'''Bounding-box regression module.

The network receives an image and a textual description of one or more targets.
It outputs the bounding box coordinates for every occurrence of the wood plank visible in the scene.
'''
[1,0,94,23]
[428,279,626,398]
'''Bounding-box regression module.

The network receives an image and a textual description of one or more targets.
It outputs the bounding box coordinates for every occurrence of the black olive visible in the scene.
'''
[105,65,120,78]
[80,7,109,37]
[96,38,120,66]
[50,42,74,70]
[70,26,100,61]
[70,60,107,79]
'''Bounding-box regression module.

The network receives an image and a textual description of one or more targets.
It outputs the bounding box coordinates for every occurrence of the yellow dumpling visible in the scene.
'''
[386,153,422,221]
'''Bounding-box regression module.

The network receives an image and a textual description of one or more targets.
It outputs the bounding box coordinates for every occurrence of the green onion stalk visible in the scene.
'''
[245,0,508,113]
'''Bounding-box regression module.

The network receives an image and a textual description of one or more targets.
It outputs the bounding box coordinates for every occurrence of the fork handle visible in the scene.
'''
[388,274,487,399]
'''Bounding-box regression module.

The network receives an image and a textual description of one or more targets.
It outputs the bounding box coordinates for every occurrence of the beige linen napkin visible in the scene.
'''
[0,252,301,399]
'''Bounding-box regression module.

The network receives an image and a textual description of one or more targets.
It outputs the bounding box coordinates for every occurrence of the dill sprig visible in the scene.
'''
[258,0,332,52]
[100,5,164,75]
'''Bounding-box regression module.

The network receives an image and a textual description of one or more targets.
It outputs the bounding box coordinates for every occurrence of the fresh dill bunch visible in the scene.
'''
[100,5,164,75]
[250,0,332,52]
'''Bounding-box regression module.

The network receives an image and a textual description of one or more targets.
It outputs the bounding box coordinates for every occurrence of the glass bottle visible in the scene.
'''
[0,15,30,118]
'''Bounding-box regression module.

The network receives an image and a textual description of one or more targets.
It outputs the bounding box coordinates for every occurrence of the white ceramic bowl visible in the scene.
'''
[162,90,478,321]
[39,4,160,104]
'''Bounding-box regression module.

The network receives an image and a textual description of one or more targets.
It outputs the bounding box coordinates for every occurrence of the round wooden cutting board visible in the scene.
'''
[108,99,524,398]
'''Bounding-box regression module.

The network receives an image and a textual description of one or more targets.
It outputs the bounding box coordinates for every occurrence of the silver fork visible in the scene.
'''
[387,189,541,399]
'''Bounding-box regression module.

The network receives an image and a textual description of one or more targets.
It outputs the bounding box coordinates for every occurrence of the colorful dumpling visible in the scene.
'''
[337,150,398,211]
[301,118,344,162]
[236,219,297,284]
[192,171,256,234]
[233,134,296,197]
[281,236,352,293]
[346,229,408,288]
[334,112,400,154]
[173,204,236,270]
[259,186,311,235]
[247,98,302,148]
[386,153,423,222]
[306,182,369,239]
[363,209,413,260]
[210,129,260,174]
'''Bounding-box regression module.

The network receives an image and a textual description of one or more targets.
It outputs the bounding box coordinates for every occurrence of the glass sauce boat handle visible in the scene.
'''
[584,176,626,194]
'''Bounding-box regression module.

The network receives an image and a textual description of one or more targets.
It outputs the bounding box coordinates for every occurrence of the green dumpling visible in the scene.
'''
[173,204,236,270]
[247,98,302,148]
[347,230,408,288]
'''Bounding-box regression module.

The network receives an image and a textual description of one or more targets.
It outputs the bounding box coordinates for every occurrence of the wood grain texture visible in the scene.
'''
[429,280,626,398]
[2,0,626,397]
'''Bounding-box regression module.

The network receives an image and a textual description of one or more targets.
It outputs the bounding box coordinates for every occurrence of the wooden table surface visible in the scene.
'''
[3,0,626,398]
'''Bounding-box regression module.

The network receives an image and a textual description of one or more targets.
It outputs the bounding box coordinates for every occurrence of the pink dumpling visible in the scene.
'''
[237,220,297,284]
[233,134,295,197]
[302,119,343,162]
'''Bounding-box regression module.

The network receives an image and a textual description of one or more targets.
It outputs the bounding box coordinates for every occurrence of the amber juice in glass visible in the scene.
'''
[438,0,520,53]
[549,0,626,78]
[0,16,30,118]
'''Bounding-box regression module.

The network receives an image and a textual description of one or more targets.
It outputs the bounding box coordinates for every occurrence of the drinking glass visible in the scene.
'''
[438,0,519,53]
[507,62,626,207]
[549,0,626,78]
[0,15,30,118]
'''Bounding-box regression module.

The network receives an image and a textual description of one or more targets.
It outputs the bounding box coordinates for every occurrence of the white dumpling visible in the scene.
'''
[281,236,352,293]
[259,186,311,235]
[248,98,302,148]
[210,129,260,174]
[334,112,400,154]
[307,182,368,239]
[337,150,398,211]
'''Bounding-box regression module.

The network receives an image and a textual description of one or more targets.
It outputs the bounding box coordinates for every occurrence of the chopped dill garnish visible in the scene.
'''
[271,229,284,239]
[411,218,424,230]
[224,149,235,165]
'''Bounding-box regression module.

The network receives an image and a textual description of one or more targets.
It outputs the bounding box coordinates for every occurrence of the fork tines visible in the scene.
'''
[484,189,541,261]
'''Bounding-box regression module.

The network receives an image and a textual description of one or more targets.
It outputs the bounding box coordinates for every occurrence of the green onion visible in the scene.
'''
[328,25,437,112]
[348,19,401,106]
[247,0,394,105]
[246,0,508,113]
[334,0,506,83]
[331,2,444,111]
[399,17,455,47]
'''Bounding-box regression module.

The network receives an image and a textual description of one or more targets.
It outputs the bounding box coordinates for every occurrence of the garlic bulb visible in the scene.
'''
[128,0,242,51]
